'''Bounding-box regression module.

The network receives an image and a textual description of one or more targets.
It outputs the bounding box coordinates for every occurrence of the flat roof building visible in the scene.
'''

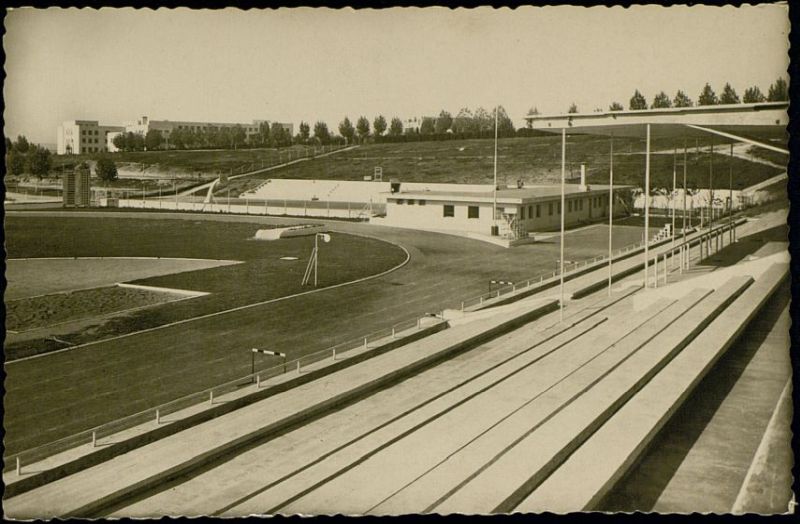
[57,120,125,155]
[375,178,631,244]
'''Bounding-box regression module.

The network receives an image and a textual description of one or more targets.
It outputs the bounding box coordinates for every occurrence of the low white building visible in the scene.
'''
[124,116,293,144]
[376,181,630,239]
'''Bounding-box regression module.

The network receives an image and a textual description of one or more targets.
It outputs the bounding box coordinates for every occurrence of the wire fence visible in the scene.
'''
[4,226,684,475]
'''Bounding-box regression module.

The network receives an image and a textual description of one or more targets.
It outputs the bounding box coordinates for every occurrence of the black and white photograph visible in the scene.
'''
[2,3,794,518]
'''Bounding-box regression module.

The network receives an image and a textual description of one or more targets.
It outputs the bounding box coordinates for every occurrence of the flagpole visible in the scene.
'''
[608,136,614,296]
[493,106,499,229]
[560,127,566,320]
[644,124,651,289]
[314,233,319,287]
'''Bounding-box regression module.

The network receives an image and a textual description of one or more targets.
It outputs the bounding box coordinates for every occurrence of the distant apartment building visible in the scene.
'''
[57,120,125,154]
[62,167,91,207]
[60,116,294,154]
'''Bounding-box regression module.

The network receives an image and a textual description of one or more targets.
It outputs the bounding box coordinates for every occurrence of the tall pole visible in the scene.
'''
[729,143,734,242]
[493,106,499,228]
[671,146,677,248]
[560,128,566,320]
[608,136,614,296]
[644,124,651,288]
[709,140,714,231]
[683,138,687,243]
[314,233,319,287]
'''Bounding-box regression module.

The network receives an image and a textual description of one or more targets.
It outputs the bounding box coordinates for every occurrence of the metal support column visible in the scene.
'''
[560,128,566,319]
[644,124,651,288]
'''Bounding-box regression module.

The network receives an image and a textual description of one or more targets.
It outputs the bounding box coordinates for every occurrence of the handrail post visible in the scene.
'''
[364,337,368,349]
[297,360,301,374]
[256,374,261,388]
[92,431,97,448]
[209,391,213,404]
[156,409,160,424]
[332,348,336,361]
[392,326,397,337]
[16,457,21,476]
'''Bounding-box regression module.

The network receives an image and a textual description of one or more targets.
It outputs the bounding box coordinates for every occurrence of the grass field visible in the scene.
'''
[4,217,407,358]
[3,211,657,455]
[228,136,781,193]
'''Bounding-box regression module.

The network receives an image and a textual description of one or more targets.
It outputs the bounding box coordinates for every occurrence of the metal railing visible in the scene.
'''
[4,231,670,475]
[5,314,432,474]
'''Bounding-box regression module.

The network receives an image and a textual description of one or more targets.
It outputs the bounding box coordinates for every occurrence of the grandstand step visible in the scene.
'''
[514,263,787,513]
[430,275,753,514]
[275,294,697,514]
[3,297,558,519]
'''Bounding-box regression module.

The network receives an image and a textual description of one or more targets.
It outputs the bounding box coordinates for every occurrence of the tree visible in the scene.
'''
[95,156,118,182]
[313,121,331,144]
[743,86,766,103]
[373,115,387,137]
[452,107,476,134]
[420,117,435,135]
[14,135,30,153]
[629,90,647,110]
[26,146,52,178]
[388,117,403,137]
[298,121,310,142]
[609,102,624,111]
[496,106,516,136]
[232,125,246,149]
[698,83,718,105]
[257,122,271,146]
[356,116,371,142]
[338,117,355,144]
[132,132,145,151]
[434,110,453,134]
[719,83,740,104]
[145,129,163,151]
[5,137,13,152]
[767,77,788,101]
[567,103,578,114]
[651,91,672,109]
[112,133,128,151]
[270,123,291,147]
[673,90,693,107]
[6,149,25,177]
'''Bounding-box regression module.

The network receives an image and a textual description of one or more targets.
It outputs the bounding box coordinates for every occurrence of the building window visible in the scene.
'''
[557,202,561,214]
[536,204,541,218]
[520,207,525,220]
[418,200,426,206]
[568,200,572,212]
[468,206,479,219]
[548,203,553,216]
[408,199,415,205]
[444,205,455,217]
[396,199,404,205]
[580,199,584,211]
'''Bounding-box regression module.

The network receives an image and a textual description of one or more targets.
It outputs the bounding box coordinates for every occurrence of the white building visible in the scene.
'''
[57,120,125,155]
[123,116,293,144]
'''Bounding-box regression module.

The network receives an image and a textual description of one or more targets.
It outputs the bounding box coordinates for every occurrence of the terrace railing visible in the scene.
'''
[4,232,664,476]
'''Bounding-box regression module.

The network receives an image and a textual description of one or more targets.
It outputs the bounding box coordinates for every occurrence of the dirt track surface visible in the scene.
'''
[4,210,652,455]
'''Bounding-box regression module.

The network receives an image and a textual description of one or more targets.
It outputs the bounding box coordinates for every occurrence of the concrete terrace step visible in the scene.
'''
[3,295,558,519]
[269,291,697,515]
[431,275,753,514]
[114,287,641,517]
[514,262,788,513]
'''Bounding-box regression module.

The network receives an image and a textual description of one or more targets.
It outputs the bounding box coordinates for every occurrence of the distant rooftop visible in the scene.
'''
[390,183,627,204]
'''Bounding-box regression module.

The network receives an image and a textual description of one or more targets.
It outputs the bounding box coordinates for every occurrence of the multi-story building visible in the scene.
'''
[116,116,293,150]
[57,120,125,155]
[59,117,294,154]
[62,166,91,207]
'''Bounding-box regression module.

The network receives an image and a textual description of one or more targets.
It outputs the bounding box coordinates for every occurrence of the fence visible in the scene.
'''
[117,196,385,220]
[4,229,666,474]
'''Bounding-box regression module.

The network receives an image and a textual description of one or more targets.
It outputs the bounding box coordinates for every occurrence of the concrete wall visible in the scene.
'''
[380,200,495,234]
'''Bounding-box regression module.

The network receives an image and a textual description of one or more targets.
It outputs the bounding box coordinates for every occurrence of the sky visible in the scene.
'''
[4,4,790,145]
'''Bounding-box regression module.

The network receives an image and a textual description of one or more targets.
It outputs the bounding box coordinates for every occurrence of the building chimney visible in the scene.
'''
[579,163,589,191]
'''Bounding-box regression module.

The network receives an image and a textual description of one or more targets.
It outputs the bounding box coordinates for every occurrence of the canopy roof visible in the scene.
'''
[525,102,788,149]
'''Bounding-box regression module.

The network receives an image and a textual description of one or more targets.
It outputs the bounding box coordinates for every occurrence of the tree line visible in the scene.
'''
[547,77,789,115]
[5,135,52,178]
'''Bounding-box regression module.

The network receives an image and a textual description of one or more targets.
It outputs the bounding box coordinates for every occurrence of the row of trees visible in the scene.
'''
[549,77,789,115]
[5,135,52,178]
[330,106,517,145]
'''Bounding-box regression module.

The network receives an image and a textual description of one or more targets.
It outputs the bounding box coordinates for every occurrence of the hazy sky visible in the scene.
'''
[4,4,790,144]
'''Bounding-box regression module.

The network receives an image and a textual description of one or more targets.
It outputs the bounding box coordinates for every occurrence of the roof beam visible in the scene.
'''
[684,124,788,155]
